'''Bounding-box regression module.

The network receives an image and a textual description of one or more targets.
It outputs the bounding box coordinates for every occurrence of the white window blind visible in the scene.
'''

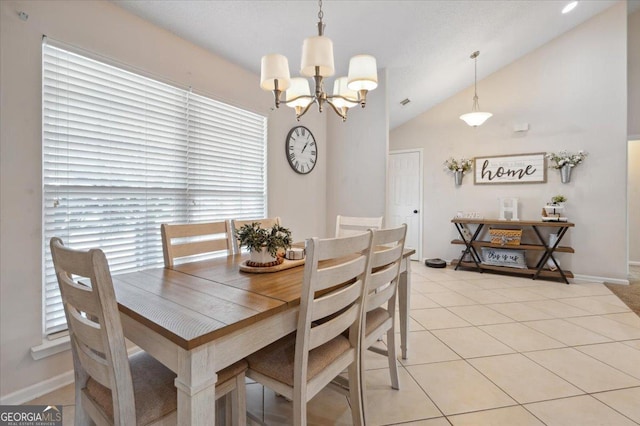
[42,41,267,335]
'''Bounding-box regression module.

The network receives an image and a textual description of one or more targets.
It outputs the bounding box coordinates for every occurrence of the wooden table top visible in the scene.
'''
[112,254,287,350]
[173,254,310,305]
[113,248,415,350]
[451,218,575,227]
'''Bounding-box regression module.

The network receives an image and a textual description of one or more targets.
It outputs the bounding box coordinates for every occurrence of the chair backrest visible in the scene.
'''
[161,221,232,268]
[364,225,407,315]
[230,217,281,254]
[294,231,373,393]
[335,215,383,238]
[50,237,136,425]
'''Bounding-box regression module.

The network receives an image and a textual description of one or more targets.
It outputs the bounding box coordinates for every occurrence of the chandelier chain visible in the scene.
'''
[472,52,480,110]
[318,0,324,22]
[474,56,477,96]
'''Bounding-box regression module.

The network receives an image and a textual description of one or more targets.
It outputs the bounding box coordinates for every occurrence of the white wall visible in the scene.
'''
[626,8,639,264]
[268,111,328,239]
[0,0,328,398]
[630,140,640,263]
[326,70,389,234]
[390,3,628,282]
[629,9,640,136]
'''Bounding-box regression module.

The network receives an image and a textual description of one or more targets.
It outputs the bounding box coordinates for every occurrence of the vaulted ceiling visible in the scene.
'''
[111,0,626,129]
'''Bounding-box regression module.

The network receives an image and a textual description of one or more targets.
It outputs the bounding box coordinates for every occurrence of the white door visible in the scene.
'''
[387,150,422,261]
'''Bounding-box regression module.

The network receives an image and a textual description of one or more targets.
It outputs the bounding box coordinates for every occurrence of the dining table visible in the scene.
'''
[111,247,415,425]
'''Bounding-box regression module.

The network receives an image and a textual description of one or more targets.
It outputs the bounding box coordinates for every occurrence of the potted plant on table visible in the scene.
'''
[543,195,567,219]
[550,195,566,206]
[236,222,292,266]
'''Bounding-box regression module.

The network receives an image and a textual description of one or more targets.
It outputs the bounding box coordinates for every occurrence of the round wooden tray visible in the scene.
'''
[239,258,305,273]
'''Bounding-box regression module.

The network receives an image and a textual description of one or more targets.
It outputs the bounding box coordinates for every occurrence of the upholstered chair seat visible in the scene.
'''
[247,333,350,387]
[84,352,177,425]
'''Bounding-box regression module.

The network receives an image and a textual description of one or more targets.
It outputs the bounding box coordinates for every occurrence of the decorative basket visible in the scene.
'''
[489,228,522,246]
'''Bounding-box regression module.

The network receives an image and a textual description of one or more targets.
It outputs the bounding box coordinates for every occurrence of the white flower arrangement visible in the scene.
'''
[546,150,587,169]
[444,157,473,173]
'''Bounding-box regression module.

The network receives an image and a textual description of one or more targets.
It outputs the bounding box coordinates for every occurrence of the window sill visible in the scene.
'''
[30,335,71,360]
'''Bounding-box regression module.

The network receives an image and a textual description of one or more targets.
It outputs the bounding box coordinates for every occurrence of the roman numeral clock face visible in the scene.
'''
[285,126,317,175]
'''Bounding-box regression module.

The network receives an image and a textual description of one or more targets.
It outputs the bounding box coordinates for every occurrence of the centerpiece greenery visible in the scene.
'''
[235,222,292,258]
[550,195,566,205]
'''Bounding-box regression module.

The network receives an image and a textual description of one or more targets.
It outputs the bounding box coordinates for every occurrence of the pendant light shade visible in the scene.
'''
[460,51,492,127]
[460,111,493,127]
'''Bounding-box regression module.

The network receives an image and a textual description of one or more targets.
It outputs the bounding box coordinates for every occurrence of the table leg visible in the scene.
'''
[399,257,411,360]
[454,223,484,270]
[531,225,570,284]
[175,345,217,426]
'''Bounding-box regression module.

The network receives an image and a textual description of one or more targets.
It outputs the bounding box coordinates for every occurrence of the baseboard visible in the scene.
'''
[1,346,142,405]
[573,274,630,285]
[0,370,74,405]
[629,261,640,267]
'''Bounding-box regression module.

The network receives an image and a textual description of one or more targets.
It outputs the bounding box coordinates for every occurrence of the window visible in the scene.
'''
[42,41,267,335]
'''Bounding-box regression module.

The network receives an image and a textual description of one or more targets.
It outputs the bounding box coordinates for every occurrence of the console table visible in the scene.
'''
[451,218,575,284]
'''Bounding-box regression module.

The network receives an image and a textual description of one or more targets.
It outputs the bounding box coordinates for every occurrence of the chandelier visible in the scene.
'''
[259,0,378,122]
[460,51,492,127]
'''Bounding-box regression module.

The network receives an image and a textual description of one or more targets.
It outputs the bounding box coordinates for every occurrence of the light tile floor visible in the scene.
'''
[26,264,640,425]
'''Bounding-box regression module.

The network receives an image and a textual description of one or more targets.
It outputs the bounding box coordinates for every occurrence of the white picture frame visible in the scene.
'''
[474,152,547,184]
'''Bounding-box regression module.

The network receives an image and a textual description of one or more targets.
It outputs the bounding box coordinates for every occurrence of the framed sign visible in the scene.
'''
[474,152,546,185]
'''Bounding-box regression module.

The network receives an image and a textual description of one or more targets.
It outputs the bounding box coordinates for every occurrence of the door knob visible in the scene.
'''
[413,210,419,214]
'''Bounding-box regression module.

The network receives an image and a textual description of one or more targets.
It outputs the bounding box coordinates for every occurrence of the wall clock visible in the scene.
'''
[285,126,317,174]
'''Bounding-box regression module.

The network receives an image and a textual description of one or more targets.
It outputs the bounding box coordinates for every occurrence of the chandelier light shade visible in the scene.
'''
[347,55,378,91]
[286,78,313,116]
[301,36,335,77]
[332,77,358,109]
[460,51,492,127]
[260,54,291,91]
[260,0,377,122]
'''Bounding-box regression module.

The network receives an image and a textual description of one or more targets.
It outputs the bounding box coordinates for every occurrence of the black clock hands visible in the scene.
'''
[301,142,309,153]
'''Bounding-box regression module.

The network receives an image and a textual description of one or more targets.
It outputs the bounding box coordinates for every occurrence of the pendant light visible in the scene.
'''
[460,51,492,127]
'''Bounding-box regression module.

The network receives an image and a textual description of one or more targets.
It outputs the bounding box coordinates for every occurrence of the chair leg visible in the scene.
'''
[348,361,364,426]
[386,328,400,390]
[293,386,307,426]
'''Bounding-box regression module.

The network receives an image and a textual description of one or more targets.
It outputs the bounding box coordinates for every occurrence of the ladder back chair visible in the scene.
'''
[246,231,374,426]
[361,224,407,400]
[335,215,383,238]
[230,217,281,254]
[50,237,248,425]
[161,221,232,268]
[50,237,177,425]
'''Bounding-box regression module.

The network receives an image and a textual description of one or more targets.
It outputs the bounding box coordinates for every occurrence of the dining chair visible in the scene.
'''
[361,224,407,398]
[50,237,248,425]
[246,231,374,426]
[230,217,281,254]
[335,215,383,237]
[161,221,232,268]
